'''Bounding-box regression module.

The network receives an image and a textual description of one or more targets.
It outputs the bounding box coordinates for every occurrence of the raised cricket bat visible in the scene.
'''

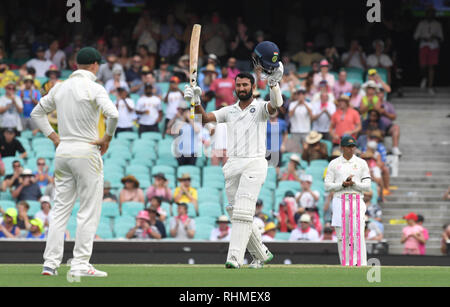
[189,24,201,119]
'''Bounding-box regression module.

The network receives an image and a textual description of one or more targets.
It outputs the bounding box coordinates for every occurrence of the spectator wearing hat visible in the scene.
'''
[42,65,63,95]
[45,39,67,70]
[154,57,173,82]
[416,214,429,255]
[135,84,163,135]
[173,54,190,82]
[360,80,381,120]
[146,173,172,203]
[18,75,41,132]
[289,214,320,241]
[125,55,143,83]
[0,208,20,238]
[21,67,42,90]
[114,87,135,136]
[200,54,221,75]
[266,109,288,170]
[105,67,130,95]
[148,196,168,223]
[34,157,53,189]
[329,94,361,145]
[320,226,337,241]
[262,222,277,242]
[341,39,367,70]
[0,60,19,88]
[349,82,363,110]
[210,215,232,241]
[311,88,336,142]
[11,168,42,201]
[401,212,426,255]
[375,86,401,156]
[364,69,391,94]
[313,59,335,89]
[147,206,166,238]
[34,195,53,229]
[0,81,24,133]
[97,54,125,85]
[119,175,145,211]
[199,64,219,92]
[279,154,304,182]
[103,181,118,203]
[441,224,450,255]
[210,66,236,109]
[291,41,323,67]
[126,210,162,239]
[295,174,320,211]
[27,218,46,239]
[302,131,328,163]
[333,70,353,99]
[276,191,297,233]
[163,75,184,136]
[0,128,27,158]
[25,45,53,78]
[288,88,313,149]
[16,200,32,230]
[169,203,196,239]
[414,7,443,95]
[174,174,198,215]
[366,40,393,84]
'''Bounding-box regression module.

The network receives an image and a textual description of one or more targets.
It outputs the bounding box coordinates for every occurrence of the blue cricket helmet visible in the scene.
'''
[253,41,280,74]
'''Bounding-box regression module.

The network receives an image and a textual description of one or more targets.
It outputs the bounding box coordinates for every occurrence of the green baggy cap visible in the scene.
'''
[76,47,104,65]
[340,135,357,147]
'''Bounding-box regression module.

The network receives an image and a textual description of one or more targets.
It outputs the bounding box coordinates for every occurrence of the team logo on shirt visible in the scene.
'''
[353,164,358,170]
[250,107,256,113]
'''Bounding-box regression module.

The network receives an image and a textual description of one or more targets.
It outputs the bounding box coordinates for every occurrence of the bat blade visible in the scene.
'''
[189,24,201,119]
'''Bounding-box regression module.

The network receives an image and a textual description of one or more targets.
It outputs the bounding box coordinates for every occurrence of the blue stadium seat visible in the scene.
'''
[155,157,178,168]
[125,165,150,177]
[141,131,162,142]
[96,221,114,239]
[151,165,175,176]
[116,131,138,142]
[194,223,214,240]
[274,232,290,241]
[194,216,217,226]
[0,200,16,210]
[177,165,201,180]
[309,159,329,169]
[199,202,223,218]
[101,202,120,218]
[121,202,145,217]
[27,200,41,216]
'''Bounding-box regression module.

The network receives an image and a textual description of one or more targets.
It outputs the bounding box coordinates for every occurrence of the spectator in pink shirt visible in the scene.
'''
[416,215,429,255]
[333,70,352,98]
[146,173,172,202]
[401,212,426,255]
[210,66,236,108]
[313,59,335,89]
[226,57,240,80]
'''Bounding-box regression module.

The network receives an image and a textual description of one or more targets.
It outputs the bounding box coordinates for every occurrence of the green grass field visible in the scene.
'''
[1,264,449,287]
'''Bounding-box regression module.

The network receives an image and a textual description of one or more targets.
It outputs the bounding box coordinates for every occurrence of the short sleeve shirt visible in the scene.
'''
[136,96,162,125]
[330,108,361,143]
[213,99,270,158]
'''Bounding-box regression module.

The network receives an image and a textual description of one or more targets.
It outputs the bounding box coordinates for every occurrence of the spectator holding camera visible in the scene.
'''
[11,169,42,201]
[34,158,53,189]
[341,40,367,70]
[126,210,162,239]
[2,160,23,192]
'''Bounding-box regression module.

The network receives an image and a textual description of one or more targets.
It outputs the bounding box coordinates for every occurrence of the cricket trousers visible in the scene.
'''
[43,141,104,271]
[223,157,270,266]
[332,194,367,266]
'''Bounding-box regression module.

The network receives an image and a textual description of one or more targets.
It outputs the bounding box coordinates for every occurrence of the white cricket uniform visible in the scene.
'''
[324,154,371,266]
[31,69,119,271]
[213,99,271,266]
[289,227,320,241]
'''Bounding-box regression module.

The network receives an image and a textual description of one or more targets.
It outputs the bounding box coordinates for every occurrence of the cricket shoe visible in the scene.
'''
[69,264,108,277]
[249,252,274,269]
[41,266,58,276]
[225,256,240,269]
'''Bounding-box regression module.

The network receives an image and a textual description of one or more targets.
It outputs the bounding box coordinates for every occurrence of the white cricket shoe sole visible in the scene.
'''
[70,266,108,277]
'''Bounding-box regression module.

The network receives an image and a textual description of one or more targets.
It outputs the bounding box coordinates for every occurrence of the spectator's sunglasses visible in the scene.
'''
[6,86,15,90]
[13,163,21,168]
[37,162,46,166]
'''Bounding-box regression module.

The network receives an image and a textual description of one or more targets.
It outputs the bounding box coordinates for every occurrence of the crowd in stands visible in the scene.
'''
[0,4,447,256]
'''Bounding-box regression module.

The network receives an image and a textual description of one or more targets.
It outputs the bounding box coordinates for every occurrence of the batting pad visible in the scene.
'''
[226,206,271,262]
[226,198,255,266]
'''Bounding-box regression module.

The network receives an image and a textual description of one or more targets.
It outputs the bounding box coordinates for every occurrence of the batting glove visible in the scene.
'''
[184,85,202,106]
[267,62,284,87]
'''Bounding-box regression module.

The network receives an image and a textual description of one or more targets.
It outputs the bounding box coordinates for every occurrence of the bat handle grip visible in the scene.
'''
[190,99,195,119]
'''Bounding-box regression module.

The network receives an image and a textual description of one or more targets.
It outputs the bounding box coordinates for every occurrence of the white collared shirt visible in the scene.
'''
[324,155,371,198]
[212,99,270,158]
[31,69,119,142]
[136,95,161,126]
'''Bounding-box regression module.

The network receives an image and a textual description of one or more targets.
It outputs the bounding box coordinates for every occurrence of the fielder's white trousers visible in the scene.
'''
[43,142,104,271]
[223,157,269,266]
[332,195,367,266]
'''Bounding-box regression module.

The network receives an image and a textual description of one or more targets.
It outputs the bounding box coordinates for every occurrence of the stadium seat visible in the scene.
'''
[194,216,217,226]
[101,202,120,218]
[125,165,150,177]
[31,138,54,148]
[202,179,225,190]
[61,69,73,79]
[194,223,214,240]
[67,217,77,238]
[109,150,133,161]
[157,82,170,94]
[199,202,223,218]
[161,201,173,217]
[198,188,221,204]
[141,131,162,142]
[96,221,114,239]
[320,139,333,156]
[122,202,145,217]
[177,165,201,180]
[129,157,154,168]
[309,159,329,169]
[114,216,135,238]
[298,66,312,74]
[0,191,14,201]
[186,203,198,217]
[0,200,16,210]
[151,165,175,177]
[116,131,138,142]
[72,202,80,216]
[274,232,290,241]
[278,180,301,193]
[27,200,41,216]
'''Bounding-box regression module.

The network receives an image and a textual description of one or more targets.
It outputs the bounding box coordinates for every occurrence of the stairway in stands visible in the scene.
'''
[382,87,450,256]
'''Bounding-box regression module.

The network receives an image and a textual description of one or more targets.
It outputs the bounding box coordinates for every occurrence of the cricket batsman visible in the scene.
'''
[184,41,284,268]
[31,47,119,277]
[324,135,372,266]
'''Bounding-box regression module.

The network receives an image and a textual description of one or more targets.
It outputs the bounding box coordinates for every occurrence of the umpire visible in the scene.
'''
[31,47,119,277]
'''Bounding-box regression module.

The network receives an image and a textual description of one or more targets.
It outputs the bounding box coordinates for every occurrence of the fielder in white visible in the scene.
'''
[31,47,119,277]
[324,135,372,266]
[184,41,284,269]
